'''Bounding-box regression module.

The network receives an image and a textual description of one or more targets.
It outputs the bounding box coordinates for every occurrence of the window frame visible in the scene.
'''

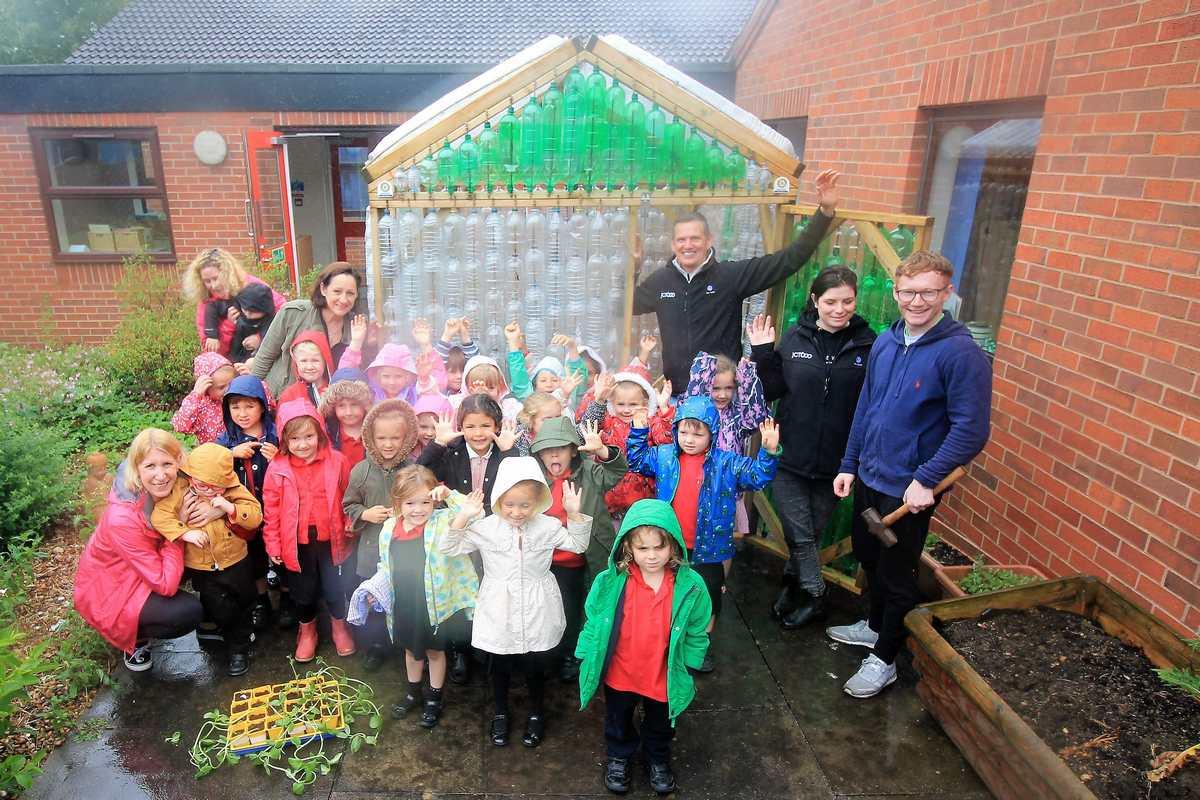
[29,127,176,263]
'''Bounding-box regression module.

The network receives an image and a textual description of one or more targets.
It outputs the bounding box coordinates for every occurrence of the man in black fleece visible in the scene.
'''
[632,168,841,393]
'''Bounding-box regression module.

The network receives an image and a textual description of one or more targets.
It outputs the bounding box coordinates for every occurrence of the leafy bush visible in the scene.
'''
[105,256,196,407]
[0,410,78,553]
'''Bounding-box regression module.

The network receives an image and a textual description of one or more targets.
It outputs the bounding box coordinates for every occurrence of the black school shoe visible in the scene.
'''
[647,761,677,795]
[250,598,272,631]
[419,689,444,729]
[603,757,631,794]
[489,714,510,746]
[362,644,388,672]
[522,714,545,747]
[227,652,249,677]
[558,655,581,682]
[449,648,471,685]
[392,687,421,719]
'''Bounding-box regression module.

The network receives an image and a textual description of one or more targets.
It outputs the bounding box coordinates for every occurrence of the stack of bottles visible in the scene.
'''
[393,63,770,195]
[376,205,635,367]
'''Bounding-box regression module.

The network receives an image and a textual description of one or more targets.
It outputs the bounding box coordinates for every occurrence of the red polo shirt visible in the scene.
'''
[672,453,705,549]
[339,433,365,468]
[604,565,675,702]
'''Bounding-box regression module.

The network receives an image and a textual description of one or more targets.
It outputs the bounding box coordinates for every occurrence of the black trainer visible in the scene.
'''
[647,761,677,795]
[489,714,510,746]
[603,757,631,794]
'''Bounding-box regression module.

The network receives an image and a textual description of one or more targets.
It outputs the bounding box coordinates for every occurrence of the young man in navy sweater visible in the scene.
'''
[829,250,992,698]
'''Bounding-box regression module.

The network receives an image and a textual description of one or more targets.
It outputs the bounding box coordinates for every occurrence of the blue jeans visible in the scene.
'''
[773,471,838,596]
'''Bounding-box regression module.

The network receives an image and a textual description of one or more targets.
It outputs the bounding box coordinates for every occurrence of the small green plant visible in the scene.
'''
[957,558,1037,595]
[105,255,197,406]
[0,753,44,795]
[72,717,110,743]
[924,533,941,551]
[187,659,382,796]
[0,410,78,553]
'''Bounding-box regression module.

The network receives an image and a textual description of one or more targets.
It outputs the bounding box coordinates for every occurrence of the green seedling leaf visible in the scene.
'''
[368,714,382,729]
[164,731,181,745]
[350,736,362,753]
[328,752,343,765]
[292,780,306,795]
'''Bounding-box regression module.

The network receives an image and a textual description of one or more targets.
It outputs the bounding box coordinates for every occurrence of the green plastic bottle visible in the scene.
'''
[582,69,609,188]
[684,127,707,190]
[519,96,544,188]
[563,65,585,96]
[888,226,914,259]
[604,79,628,187]
[705,139,725,189]
[540,83,563,188]
[644,103,666,188]
[624,93,646,189]
[859,267,879,328]
[498,105,520,192]
[457,132,479,193]
[560,78,585,189]
[663,117,685,188]
[436,139,457,192]
[478,121,498,192]
[726,146,746,191]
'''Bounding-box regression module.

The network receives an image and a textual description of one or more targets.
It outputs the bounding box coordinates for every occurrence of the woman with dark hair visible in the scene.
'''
[250,262,370,396]
[748,266,876,629]
[73,429,209,673]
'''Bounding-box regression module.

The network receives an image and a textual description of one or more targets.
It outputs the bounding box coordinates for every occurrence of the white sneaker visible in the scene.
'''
[825,619,879,647]
[124,641,153,672]
[843,654,897,698]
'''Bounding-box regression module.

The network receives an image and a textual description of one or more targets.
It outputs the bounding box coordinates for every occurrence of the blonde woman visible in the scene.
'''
[73,429,219,673]
[181,248,284,356]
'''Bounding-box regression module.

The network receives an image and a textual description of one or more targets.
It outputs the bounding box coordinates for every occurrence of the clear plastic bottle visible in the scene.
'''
[526,208,546,254]
[585,250,608,347]
[563,252,586,340]
[378,209,397,275]
[563,209,588,263]
[442,256,463,321]
[505,209,526,263]
[524,279,546,357]
[463,209,483,263]
[418,150,437,192]
[421,210,442,308]
[588,209,609,259]
[525,246,545,296]
[609,206,630,252]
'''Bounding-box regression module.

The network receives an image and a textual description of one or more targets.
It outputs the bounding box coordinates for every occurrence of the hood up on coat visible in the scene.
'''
[366,343,418,389]
[611,362,658,417]
[673,395,719,444]
[233,282,276,317]
[529,415,583,453]
[459,354,510,399]
[578,345,607,376]
[529,356,565,387]
[361,398,419,468]
[317,377,375,419]
[275,398,329,441]
[330,367,370,386]
[413,392,452,419]
[608,498,690,569]
[490,456,551,516]
[193,351,233,379]
[180,443,241,488]
[289,329,335,382]
[221,375,277,442]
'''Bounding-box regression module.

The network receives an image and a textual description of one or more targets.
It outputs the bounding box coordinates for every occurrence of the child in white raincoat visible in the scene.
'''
[440,456,591,749]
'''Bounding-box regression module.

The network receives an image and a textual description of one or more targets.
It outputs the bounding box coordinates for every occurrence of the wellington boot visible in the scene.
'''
[330,617,357,657]
[295,620,318,662]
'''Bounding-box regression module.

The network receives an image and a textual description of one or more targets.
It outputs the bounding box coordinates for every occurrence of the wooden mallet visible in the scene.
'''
[860,465,969,547]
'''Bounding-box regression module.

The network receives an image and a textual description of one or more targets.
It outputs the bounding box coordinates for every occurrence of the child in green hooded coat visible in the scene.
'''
[575,499,712,796]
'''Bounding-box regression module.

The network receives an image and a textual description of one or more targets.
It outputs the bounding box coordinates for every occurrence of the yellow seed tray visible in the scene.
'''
[226,675,345,754]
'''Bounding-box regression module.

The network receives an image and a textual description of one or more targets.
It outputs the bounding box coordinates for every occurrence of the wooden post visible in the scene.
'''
[621,206,639,364]
[370,205,384,324]
[852,219,903,277]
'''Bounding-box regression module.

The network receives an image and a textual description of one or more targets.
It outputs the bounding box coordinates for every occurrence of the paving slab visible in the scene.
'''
[28,547,989,799]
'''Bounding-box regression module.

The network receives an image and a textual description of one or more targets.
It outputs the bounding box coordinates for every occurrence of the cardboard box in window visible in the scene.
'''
[87,224,116,253]
[114,226,149,253]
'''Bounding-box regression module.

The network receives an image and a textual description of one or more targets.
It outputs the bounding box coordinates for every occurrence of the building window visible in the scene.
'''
[30,128,174,261]
[336,146,369,223]
[766,117,807,159]
[920,102,1043,343]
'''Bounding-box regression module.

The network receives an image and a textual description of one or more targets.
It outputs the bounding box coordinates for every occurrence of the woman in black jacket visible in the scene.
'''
[749,266,876,628]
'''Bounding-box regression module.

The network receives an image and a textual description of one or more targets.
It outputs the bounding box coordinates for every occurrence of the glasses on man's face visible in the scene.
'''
[895,286,948,303]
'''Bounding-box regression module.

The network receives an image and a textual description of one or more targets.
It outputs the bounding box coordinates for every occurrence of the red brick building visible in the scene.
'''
[0,1,1197,630]
[735,0,1199,630]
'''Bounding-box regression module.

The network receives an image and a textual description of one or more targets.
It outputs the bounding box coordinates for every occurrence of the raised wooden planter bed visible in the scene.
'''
[905,576,1200,800]
[933,564,1048,599]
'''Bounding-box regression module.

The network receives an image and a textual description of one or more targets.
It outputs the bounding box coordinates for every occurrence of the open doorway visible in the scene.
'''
[282,129,388,271]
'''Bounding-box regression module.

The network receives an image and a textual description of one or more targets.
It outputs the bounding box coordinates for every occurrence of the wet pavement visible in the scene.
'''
[28,549,989,799]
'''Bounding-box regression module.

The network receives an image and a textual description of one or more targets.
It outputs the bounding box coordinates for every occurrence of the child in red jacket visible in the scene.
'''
[172,352,237,444]
[263,399,354,662]
[276,330,335,407]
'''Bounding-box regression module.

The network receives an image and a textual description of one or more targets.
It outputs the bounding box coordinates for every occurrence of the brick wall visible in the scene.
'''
[0,110,408,345]
[737,0,1200,631]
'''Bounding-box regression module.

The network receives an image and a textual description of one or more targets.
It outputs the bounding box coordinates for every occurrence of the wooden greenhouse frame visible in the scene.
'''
[362,35,935,590]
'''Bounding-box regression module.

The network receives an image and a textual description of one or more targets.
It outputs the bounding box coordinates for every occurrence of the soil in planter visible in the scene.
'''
[927,539,972,566]
[942,607,1200,800]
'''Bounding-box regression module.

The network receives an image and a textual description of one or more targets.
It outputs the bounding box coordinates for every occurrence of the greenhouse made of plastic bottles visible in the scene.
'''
[362,34,936,593]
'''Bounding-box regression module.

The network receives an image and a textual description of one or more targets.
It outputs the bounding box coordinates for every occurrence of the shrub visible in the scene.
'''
[957,558,1037,595]
[0,410,78,553]
[105,255,196,407]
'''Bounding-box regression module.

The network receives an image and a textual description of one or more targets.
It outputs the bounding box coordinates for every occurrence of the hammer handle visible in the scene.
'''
[880,465,969,527]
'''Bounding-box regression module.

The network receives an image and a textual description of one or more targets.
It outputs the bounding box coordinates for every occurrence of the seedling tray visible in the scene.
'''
[226,675,345,754]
